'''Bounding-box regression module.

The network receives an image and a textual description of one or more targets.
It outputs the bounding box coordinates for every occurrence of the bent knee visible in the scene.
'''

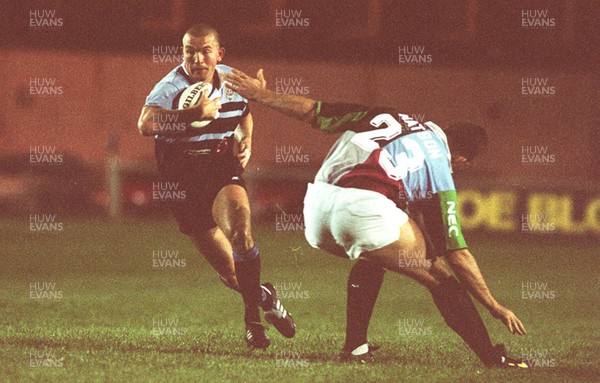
[190,227,220,244]
[230,229,254,252]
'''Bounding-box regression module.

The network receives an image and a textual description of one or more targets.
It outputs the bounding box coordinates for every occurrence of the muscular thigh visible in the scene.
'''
[360,218,425,272]
[360,218,450,289]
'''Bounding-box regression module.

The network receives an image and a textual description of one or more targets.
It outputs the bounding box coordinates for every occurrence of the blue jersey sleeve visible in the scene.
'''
[385,130,454,201]
[145,81,181,110]
[391,129,467,252]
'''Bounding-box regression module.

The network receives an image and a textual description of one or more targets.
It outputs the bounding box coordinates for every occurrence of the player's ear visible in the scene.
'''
[217,47,225,62]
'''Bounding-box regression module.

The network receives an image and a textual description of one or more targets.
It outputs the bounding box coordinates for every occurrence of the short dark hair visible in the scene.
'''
[184,23,221,46]
[444,122,488,161]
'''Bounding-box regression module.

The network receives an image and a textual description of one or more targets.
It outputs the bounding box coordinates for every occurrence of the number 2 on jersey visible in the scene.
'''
[351,113,426,180]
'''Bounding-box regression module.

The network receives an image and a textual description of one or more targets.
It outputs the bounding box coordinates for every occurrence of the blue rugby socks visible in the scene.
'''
[233,245,262,324]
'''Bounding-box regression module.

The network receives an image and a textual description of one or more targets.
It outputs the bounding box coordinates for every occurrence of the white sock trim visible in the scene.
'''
[351,343,369,356]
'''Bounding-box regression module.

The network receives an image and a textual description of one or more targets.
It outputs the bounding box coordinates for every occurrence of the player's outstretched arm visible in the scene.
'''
[446,249,527,335]
[224,68,318,124]
[137,92,221,137]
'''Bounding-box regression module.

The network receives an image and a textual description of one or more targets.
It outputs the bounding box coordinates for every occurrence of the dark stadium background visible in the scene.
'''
[1,0,598,233]
[1,1,599,382]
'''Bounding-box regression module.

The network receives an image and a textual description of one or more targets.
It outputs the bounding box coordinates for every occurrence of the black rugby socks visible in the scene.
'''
[343,259,386,352]
[430,276,496,365]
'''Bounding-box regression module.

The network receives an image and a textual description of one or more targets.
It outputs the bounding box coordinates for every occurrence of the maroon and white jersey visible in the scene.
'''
[310,101,468,252]
[312,101,452,208]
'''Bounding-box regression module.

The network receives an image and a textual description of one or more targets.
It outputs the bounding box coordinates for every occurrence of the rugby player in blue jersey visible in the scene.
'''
[225,68,530,368]
[137,25,295,350]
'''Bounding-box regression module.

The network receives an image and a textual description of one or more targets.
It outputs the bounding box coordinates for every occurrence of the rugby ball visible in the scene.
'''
[178,82,220,128]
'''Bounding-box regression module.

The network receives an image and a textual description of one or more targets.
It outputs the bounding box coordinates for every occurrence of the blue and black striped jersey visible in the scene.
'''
[145,63,249,155]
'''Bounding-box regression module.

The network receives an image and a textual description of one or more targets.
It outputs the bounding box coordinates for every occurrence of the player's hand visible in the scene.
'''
[490,304,527,335]
[224,68,267,100]
[195,91,221,120]
[237,137,252,168]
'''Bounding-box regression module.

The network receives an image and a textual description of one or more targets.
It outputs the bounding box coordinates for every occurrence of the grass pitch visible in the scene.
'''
[0,218,598,382]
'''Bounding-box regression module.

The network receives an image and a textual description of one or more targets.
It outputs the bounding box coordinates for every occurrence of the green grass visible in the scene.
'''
[0,218,598,382]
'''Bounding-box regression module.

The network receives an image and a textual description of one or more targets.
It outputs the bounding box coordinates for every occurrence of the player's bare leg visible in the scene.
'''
[338,218,425,361]
[212,185,255,252]
[360,219,429,281]
[211,184,297,346]
[353,218,503,366]
[211,184,269,349]
[190,227,239,291]
[355,219,451,284]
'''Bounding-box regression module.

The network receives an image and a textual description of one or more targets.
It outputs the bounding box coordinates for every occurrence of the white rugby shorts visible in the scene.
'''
[303,182,409,260]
